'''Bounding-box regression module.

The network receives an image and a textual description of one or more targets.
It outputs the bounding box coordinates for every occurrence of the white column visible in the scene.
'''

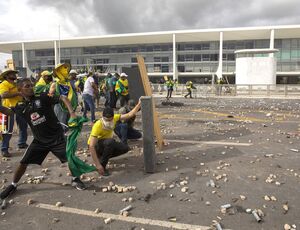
[54,40,58,66]
[172,33,177,80]
[216,32,223,80]
[21,42,26,68]
[270,29,275,57]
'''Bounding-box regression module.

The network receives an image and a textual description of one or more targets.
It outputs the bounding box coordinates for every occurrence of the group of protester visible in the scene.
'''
[164,76,196,99]
[0,63,142,201]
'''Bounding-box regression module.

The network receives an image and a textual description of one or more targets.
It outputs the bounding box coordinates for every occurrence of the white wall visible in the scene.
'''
[236,57,276,85]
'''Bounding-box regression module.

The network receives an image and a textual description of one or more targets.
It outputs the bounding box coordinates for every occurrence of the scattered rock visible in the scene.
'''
[104,218,112,224]
[52,218,60,223]
[55,202,63,207]
[283,204,289,214]
[181,187,188,193]
[284,224,291,230]
[27,199,34,205]
[240,195,247,201]
[94,208,101,214]
[168,216,177,222]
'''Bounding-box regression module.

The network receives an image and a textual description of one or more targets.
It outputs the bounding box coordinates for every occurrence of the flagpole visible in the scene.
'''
[58,25,61,63]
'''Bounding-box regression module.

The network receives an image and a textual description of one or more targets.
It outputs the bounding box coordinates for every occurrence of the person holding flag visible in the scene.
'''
[49,63,78,132]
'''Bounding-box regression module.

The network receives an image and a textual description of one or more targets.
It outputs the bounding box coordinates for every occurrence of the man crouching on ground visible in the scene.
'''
[88,101,141,176]
[0,79,86,201]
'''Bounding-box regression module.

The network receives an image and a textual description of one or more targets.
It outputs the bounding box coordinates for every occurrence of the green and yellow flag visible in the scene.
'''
[66,116,96,177]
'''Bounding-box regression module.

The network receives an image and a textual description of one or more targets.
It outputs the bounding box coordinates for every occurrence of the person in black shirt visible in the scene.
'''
[0,79,86,201]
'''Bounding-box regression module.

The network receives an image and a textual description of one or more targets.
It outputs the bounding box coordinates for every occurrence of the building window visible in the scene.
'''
[178,55,184,62]
[185,55,193,62]
[202,54,210,61]
[35,49,54,57]
[153,45,161,51]
[161,65,169,72]
[47,60,55,65]
[94,59,109,64]
[202,43,210,50]
[154,57,161,62]
[154,64,161,72]
[194,54,201,61]
[178,65,185,72]
[146,46,153,52]
[161,57,169,62]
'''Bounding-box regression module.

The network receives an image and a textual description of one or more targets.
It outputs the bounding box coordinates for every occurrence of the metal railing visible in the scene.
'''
[151,84,300,98]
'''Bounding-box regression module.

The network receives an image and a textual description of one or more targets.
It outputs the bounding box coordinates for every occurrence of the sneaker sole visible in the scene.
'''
[71,183,86,191]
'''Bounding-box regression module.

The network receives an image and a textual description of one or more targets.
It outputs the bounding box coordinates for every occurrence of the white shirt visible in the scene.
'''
[83,76,95,96]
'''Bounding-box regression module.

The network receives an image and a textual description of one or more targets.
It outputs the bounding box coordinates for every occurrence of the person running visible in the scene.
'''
[184,80,196,98]
[0,78,86,201]
[88,100,141,176]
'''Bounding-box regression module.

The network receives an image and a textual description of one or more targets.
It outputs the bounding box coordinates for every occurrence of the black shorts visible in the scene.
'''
[20,139,67,165]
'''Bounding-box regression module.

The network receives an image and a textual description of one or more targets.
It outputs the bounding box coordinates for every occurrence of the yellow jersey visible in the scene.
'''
[115,79,129,96]
[87,114,121,144]
[0,80,22,107]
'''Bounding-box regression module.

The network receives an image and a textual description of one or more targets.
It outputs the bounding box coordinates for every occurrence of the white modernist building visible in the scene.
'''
[0,25,300,84]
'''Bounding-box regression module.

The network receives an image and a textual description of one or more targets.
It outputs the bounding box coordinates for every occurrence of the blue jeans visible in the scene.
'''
[54,104,70,132]
[104,91,110,107]
[83,94,95,122]
[114,123,142,144]
[1,113,28,152]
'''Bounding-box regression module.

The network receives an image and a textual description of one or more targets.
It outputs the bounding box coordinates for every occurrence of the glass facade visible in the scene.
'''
[12,38,300,77]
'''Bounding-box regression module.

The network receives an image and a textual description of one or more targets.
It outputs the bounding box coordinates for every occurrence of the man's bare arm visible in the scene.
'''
[1,92,21,99]
[60,96,76,119]
[120,99,141,121]
[48,82,56,96]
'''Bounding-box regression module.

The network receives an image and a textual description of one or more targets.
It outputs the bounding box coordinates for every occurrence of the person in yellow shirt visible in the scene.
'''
[34,70,53,95]
[115,72,129,107]
[88,100,141,176]
[0,69,28,157]
[184,80,196,98]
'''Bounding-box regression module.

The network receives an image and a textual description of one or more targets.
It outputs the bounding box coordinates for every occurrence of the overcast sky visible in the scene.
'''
[1,0,300,69]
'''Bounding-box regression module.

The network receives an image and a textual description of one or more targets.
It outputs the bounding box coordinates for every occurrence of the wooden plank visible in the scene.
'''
[137,55,164,150]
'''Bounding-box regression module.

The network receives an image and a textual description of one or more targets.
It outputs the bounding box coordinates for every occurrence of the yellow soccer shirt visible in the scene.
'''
[87,114,121,144]
[0,80,22,107]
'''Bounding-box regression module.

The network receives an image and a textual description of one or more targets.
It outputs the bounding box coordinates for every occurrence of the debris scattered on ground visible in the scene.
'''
[119,205,133,215]
[94,208,101,214]
[104,217,112,224]
[52,218,60,223]
[27,199,34,205]
[168,216,177,222]
[55,202,63,207]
